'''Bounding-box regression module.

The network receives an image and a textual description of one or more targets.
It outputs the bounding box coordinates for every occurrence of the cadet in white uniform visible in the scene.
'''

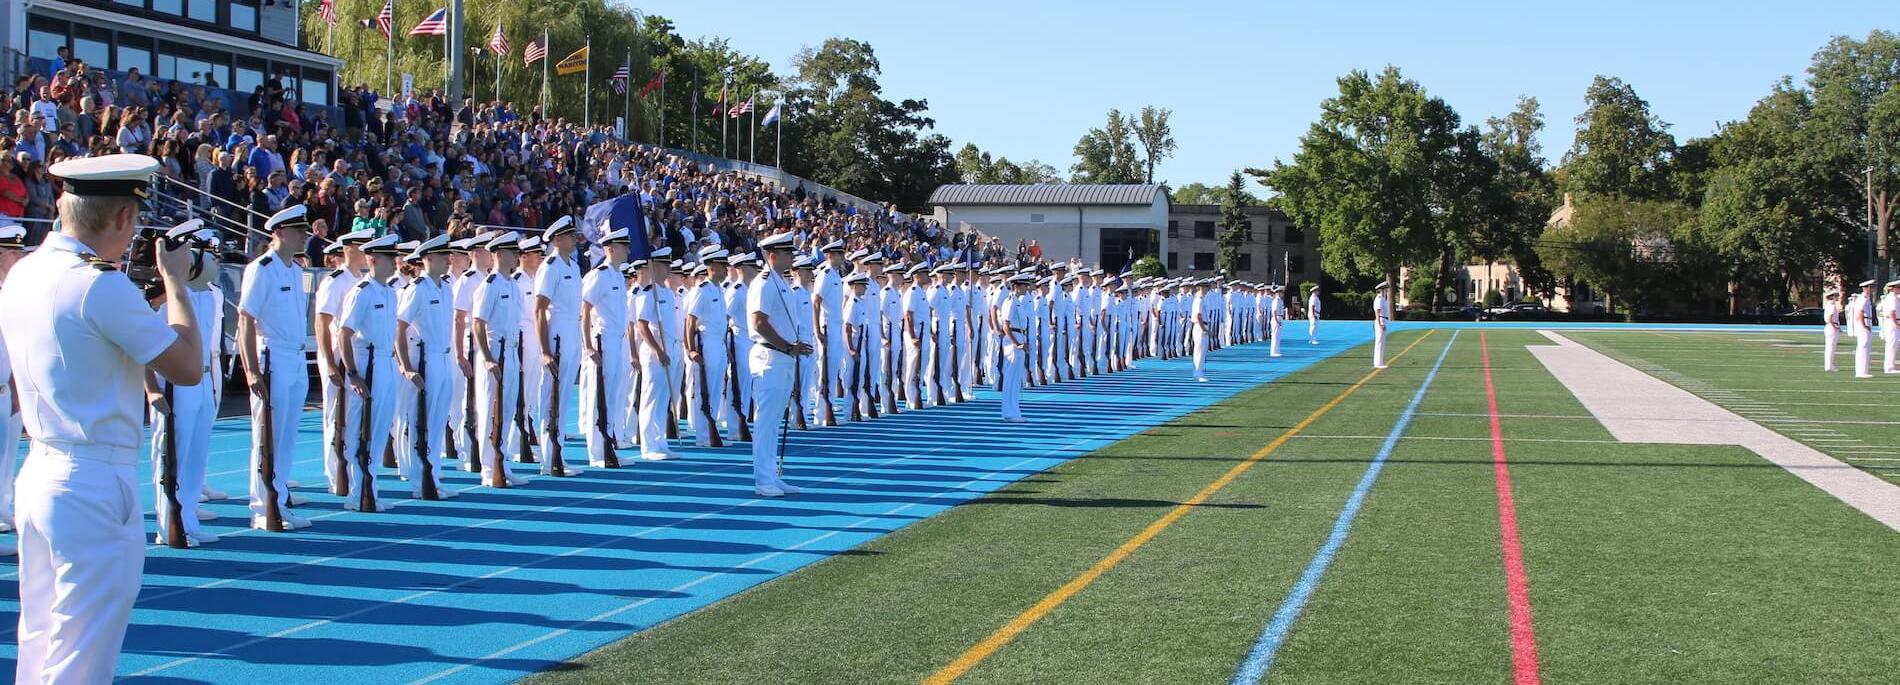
[843,271,874,418]
[719,252,757,441]
[814,241,848,425]
[880,264,908,411]
[2,155,206,683]
[397,235,456,499]
[1372,280,1392,369]
[685,249,731,446]
[240,205,315,529]
[316,228,374,495]
[1191,280,1212,382]
[1268,284,1285,358]
[534,217,582,476]
[452,234,493,472]
[853,250,890,414]
[472,233,529,487]
[511,238,544,462]
[1822,287,1841,372]
[1307,285,1322,344]
[0,223,25,538]
[581,228,631,467]
[148,221,222,548]
[1884,281,1900,374]
[1000,273,1033,422]
[632,250,677,460]
[747,233,814,495]
[1853,279,1875,378]
[901,264,929,409]
[338,235,403,511]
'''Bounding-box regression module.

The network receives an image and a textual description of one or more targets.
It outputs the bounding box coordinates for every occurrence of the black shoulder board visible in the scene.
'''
[463,269,476,278]
[596,264,608,272]
[356,280,371,290]
[82,254,118,272]
[485,274,497,283]
[329,269,344,279]
[387,277,401,287]
[258,254,275,266]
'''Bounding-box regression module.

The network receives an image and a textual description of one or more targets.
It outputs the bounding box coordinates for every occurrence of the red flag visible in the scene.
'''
[640,70,665,97]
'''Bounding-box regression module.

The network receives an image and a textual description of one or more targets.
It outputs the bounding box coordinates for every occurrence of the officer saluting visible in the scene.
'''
[0,154,206,683]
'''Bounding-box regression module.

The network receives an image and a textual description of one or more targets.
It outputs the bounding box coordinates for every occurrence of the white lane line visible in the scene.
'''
[1291,434,1625,445]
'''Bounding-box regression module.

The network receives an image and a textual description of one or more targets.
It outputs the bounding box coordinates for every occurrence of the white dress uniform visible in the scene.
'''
[1883,285,1900,374]
[0,237,17,536]
[1049,280,1074,380]
[1372,285,1392,368]
[747,244,811,495]
[1849,290,1872,378]
[4,224,182,683]
[534,248,583,475]
[452,258,488,471]
[240,240,311,526]
[719,260,755,438]
[902,270,930,409]
[788,265,820,422]
[632,275,677,460]
[880,270,907,411]
[1307,289,1322,344]
[815,252,848,419]
[1191,288,1211,381]
[1030,284,1050,382]
[510,262,541,461]
[314,262,361,494]
[685,267,730,445]
[150,267,221,545]
[657,271,686,435]
[927,274,954,403]
[581,258,630,466]
[1822,294,1841,372]
[339,249,399,512]
[473,239,527,486]
[397,246,454,498]
[858,258,889,411]
[843,278,872,416]
[1269,287,1285,358]
[1000,280,1030,422]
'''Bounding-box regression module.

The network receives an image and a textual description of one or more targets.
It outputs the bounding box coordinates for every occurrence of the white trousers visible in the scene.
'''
[637,354,675,458]
[16,445,143,685]
[1192,325,1209,379]
[448,339,472,464]
[1373,325,1389,368]
[249,344,306,520]
[1308,314,1319,342]
[0,406,18,528]
[538,331,580,475]
[342,354,396,511]
[748,346,798,488]
[476,337,523,487]
[687,338,729,445]
[1001,343,1025,420]
[1855,333,1872,377]
[582,338,631,466]
[1885,328,1897,374]
[401,352,454,497]
[718,333,754,437]
[1823,327,1838,371]
[1270,317,1283,357]
[150,377,212,540]
[904,333,927,408]
[320,368,345,493]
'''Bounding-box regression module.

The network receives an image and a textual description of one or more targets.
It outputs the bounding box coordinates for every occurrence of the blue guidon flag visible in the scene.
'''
[585,193,651,258]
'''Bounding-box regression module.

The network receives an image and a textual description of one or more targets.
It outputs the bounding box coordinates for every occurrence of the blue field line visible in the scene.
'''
[0,322,1379,685]
[1228,330,1460,685]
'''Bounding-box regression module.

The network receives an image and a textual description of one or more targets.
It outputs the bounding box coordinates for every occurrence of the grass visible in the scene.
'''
[528,328,1900,685]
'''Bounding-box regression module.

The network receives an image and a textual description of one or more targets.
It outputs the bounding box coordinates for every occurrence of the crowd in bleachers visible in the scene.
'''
[1,53,1010,268]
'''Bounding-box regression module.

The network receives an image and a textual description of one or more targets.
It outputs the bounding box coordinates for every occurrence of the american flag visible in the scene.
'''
[728,96,752,118]
[409,8,447,36]
[609,64,629,94]
[524,38,547,66]
[488,24,508,56]
[374,0,393,37]
[317,0,337,26]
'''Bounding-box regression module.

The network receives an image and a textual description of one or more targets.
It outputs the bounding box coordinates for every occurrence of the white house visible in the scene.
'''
[929,184,1169,273]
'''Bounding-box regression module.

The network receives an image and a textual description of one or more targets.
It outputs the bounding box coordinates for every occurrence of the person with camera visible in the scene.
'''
[0,154,204,683]
[144,218,225,549]
[238,204,313,531]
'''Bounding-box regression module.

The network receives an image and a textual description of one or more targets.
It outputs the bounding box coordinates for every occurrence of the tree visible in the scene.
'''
[638,19,776,155]
[1216,171,1251,275]
[1253,66,1468,294]
[1130,255,1166,279]
[1477,96,1559,299]
[1804,30,1900,282]
[1536,196,1698,315]
[1172,181,1260,206]
[1070,109,1143,184]
[1561,76,1678,201]
[955,143,1064,185]
[781,38,958,211]
[1134,106,1176,184]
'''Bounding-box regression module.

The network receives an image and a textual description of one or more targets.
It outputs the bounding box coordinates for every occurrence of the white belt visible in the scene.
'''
[260,338,306,353]
[34,440,141,467]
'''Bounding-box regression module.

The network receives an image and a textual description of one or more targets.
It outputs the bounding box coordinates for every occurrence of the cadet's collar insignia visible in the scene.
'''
[485,274,497,283]
[463,269,476,277]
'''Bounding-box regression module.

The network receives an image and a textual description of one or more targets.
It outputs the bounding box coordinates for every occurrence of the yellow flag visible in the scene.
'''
[555,46,589,75]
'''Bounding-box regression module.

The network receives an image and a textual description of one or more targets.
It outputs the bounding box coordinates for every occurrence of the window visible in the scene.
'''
[1284,226,1305,243]
[153,0,183,15]
[1236,253,1253,272]
[27,28,65,61]
[116,43,152,77]
[302,75,330,105]
[158,54,177,81]
[236,67,265,98]
[1167,252,1178,270]
[1289,255,1306,275]
[73,27,111,72]
[115,0,143,7]
[1241,220,1254,242]
[187,0,217,23]
[229,0,259,32]
[1167,220,1178,238]
[1192,252,1215,271]
[1029,213,1045,223]
[1193,221,1215,240]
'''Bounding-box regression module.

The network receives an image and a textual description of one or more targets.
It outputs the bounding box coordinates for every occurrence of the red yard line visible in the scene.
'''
[1481,332,1543,685]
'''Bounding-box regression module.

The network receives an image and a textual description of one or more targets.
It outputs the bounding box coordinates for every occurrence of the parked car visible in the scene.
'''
[1432,304,1479,319]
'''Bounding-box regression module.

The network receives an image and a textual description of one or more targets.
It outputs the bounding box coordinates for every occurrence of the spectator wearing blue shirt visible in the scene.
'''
[247,135,277,179]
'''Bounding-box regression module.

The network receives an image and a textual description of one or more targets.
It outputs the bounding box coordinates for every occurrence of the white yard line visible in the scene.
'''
[1531,330,1900,533]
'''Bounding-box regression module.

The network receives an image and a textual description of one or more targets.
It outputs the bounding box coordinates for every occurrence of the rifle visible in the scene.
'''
[665,329,681,440]
[950,318,965,400]
[817,326,836,426]
[515,333,534,463]
[329,357,349,496]
[416,341,439,499]
[791,343,809,431]
[596,333,619,468]
[847,324,862,422]
[159,382,187,548]
[695,329,724,447]
[446,337,460,463]
[862,325,879,419]
[256,349,285,531]
[356,343,378,513]
[931,321,946,405]
[546,335,567,477]
[726,330,751,441]
[487,336,505,488]
[460,337,475,466]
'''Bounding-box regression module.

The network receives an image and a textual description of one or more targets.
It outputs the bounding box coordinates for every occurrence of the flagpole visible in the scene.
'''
[749,87,756,165]
[584,35,592,128]
[720,71,729,160]
[691,70,698,153]
[540,27,549,119]
[775,98,782,169]
[385,9,394,96]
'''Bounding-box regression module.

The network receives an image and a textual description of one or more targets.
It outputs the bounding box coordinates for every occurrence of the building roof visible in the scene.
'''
[929,184,1168,207]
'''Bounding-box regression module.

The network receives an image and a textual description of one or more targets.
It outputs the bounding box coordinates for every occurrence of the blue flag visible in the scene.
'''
[585,193,652,258]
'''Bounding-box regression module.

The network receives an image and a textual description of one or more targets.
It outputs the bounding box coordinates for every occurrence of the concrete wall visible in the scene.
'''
[933,202,1167,266]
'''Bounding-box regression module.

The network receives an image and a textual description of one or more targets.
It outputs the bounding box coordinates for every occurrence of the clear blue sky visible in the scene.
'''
[644,0,1893,190]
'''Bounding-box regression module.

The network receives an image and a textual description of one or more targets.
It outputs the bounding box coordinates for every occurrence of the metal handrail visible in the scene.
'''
[153,175,272,235]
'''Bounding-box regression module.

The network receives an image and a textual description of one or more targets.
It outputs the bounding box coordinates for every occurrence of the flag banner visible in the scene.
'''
[489,25,509,55]
[728,97,753,118]
[555,46,590,76]
[760,101,781,126]
[318,0,338,26]
[609,65,628,95]
[374,0,393,37]
[524,39,546,66]
[640,70,665,97]
[409,8,448,36]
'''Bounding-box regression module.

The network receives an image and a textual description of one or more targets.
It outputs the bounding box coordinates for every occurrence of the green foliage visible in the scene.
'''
[1536,196,1699,314]
[780,38,958,211]
[1403,272,1436,309]
[1802,30,1900,281]
[1561,76,1678,201]
[1479,96,1560,298]
[1133,106,1176,184]
[1215,171,1250,275]
[1484,289,1505,307]
[1130,255,1166,279]
[1070,109,1144,184]
[955,144,1061,185]
[1171,181,1260,207]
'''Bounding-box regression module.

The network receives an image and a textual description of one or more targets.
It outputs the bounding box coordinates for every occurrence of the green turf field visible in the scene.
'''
[528,329,1900,685]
